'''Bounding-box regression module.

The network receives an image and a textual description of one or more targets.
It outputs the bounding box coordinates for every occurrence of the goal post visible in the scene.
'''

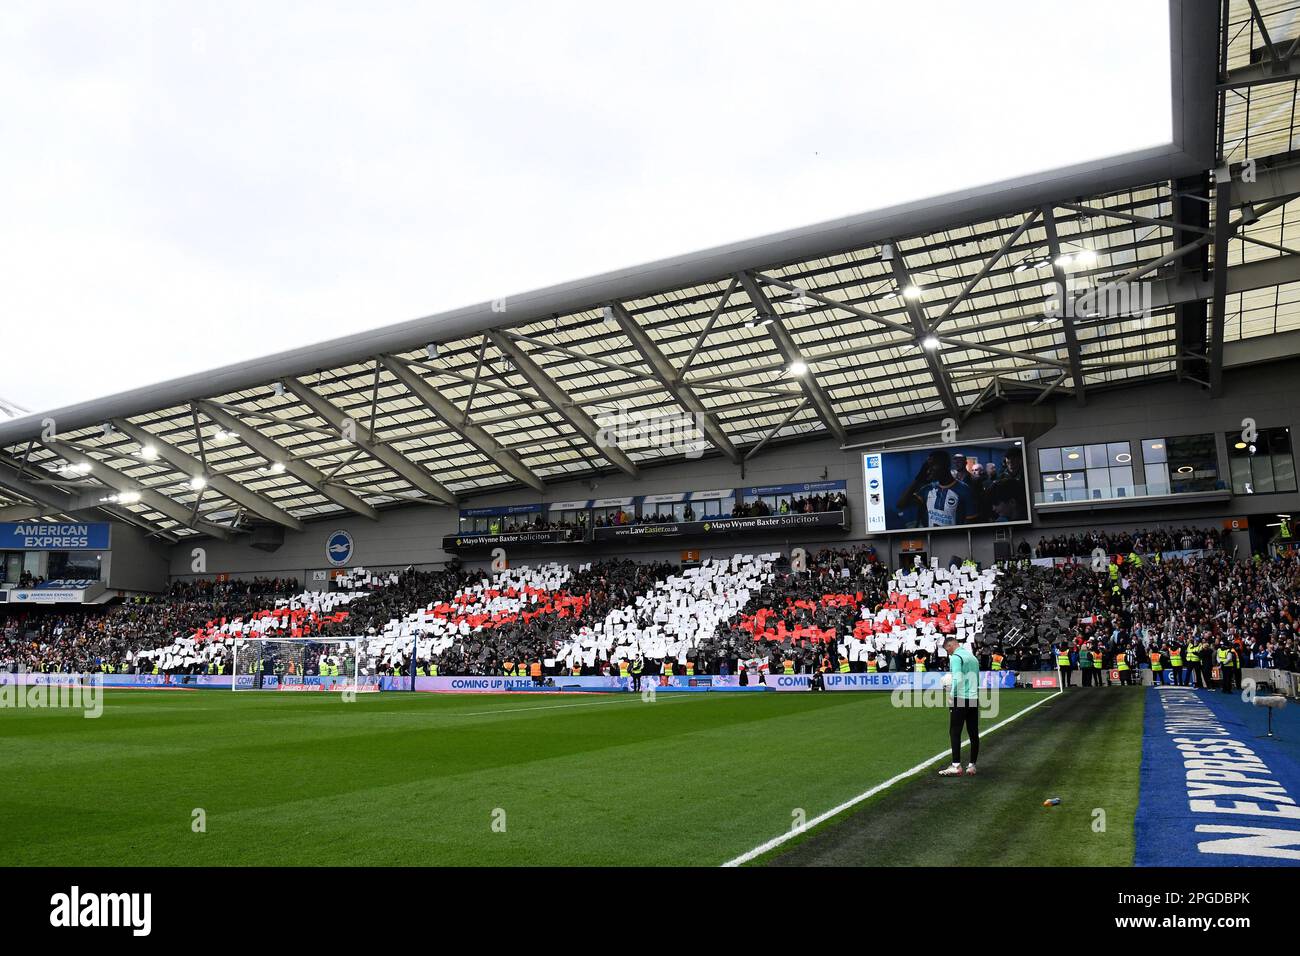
[231,637,370,692]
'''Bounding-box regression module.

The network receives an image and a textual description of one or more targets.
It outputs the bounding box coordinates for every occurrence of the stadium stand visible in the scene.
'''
[9,524,1291,685]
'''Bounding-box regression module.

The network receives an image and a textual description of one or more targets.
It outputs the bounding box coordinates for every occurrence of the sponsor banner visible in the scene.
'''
[592,496,634,508]
[408,671,1016,693]
[0,522,110,551]
[1135,686,1300,866]
[592,510,847,541]
[687,488,736,502]
[459,503,544,518]
[0,672,232,688]
[642,492,687,505]
[8,589,73,604]
[442,529,582,550]
[1031,675,1061,688]
[741,480,846,497]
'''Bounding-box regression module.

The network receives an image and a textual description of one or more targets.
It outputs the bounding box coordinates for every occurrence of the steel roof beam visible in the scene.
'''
[1040,207,1089,404]
[606,302,740,463]
[377,355,547,492]
[887,248,960,413]
[36,439,233,539]
[194,401,381,520]
[110,418,304,531]
[1209,174,1231,396]
[484,331,639,477]
[281,376,459,506]
[737,271,848,444]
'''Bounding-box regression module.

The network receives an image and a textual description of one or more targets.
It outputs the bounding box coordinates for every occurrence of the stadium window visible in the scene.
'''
[592,504,630,526]
[696,497,727,518]
[1225,426,1296,495]
[1038,442,1132,501]
[1141,434,1219,494]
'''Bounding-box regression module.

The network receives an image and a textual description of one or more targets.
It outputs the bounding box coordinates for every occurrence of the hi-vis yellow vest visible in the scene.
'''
[839,660,850,673]
[991,654,1003,671]
[1057,651,1070,667]
[866,658,878,673]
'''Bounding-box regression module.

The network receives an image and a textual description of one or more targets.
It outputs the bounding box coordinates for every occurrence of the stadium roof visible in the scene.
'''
[5,1,1300,542]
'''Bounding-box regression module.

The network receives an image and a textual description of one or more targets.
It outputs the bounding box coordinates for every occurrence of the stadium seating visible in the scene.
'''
[5,527,1296,681]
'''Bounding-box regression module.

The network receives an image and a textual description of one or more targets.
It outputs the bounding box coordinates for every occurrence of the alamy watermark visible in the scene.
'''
[0,667,103,717]
[593,403,706,459]
[1045,280,1152,323]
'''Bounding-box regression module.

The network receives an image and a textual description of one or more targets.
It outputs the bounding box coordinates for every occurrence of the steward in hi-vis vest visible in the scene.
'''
[1091,650,1106,686]
[1057,645,1072,689]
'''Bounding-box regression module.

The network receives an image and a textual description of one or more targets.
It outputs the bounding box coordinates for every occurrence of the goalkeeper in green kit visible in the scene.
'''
[938,634,980,777]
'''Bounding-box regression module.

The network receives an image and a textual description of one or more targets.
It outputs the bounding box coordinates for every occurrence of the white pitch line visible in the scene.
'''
[720,689,1064,867]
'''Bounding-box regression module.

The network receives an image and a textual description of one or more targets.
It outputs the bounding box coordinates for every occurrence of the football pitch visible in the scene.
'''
[0,686,1143,866]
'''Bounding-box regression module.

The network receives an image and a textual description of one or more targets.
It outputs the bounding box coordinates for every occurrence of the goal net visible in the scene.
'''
[231,637,373,692]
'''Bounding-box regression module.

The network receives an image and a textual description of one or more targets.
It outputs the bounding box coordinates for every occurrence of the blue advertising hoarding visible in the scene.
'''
[0,522,110,551]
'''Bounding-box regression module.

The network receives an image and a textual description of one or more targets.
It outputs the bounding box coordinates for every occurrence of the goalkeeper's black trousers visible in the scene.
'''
[949,703,980,765]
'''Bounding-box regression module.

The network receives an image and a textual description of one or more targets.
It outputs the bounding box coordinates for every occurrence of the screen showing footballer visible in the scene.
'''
[862,438,1030,534]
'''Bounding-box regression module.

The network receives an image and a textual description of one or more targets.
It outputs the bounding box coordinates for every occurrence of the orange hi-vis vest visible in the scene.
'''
[866,658,878,673]
[530,661,542,677]
[1149,653,1162,671]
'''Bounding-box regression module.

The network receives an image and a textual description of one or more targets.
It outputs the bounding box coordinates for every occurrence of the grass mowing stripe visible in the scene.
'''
[721,689,1062,867]
[762,686,1145,867]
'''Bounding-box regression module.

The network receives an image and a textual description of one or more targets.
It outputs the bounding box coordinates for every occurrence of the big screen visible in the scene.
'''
[862,438,1030,534]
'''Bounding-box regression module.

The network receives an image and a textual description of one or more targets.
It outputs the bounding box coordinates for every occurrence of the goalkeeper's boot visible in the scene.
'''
[937,763,964,777]
[964,764,977,777]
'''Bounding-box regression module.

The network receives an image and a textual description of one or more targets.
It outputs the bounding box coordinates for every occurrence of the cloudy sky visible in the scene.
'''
[0,0,1171,415]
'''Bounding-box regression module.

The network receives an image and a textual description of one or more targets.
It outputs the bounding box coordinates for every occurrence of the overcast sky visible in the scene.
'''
[0,0,1171,415]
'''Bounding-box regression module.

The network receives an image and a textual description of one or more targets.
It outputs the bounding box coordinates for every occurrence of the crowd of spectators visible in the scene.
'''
[461,514,586,535]
[731,490,848,519]
[0,576,302,673]
[6,536,1300,684]
[1032,525,1225,559]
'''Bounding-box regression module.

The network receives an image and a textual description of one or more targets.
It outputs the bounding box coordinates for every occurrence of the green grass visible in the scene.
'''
[0,686,1093,866]
[762,685,1146,866]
